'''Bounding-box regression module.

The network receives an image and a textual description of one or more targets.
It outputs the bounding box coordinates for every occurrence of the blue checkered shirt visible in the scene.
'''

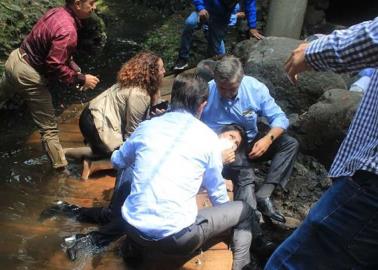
[305,17,378,177]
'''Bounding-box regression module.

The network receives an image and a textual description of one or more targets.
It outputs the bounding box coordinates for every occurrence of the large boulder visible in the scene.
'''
[290,88,362,167]
[254,153,331,221]
[233,37,347,114]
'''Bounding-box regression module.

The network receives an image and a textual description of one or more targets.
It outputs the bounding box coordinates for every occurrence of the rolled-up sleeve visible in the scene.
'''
[111,135,136,170]
[258,82,289,129]
[305,17,378,73]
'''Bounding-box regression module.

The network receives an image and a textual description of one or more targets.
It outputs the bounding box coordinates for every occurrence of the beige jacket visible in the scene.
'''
[88,83,150,152]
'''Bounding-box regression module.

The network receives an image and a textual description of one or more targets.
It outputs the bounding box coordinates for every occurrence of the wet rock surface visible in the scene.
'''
[290,88,361,167]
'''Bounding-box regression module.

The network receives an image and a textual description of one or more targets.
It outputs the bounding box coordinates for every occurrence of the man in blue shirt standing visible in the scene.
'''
[265,18,378,270]
[201,56,299,224]
[65,74,255,270]
[173,0,264,71]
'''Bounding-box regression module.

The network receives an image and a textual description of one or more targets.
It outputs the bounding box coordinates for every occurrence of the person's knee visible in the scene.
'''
[285,135,300,152]
[238,201,254,221]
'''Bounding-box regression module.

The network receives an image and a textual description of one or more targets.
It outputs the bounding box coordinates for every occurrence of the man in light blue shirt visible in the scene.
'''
[201,56,299,224]
[65,74,254,269]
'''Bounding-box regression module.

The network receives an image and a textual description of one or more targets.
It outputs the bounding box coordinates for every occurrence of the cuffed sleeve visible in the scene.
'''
[305,18,378,73]
[111,137,136,170]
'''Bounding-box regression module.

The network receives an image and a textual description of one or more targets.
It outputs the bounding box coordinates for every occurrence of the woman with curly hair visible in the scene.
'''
[64,51,165,174]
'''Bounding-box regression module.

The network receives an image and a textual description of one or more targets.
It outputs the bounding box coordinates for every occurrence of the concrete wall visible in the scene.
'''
[265,0,308,39]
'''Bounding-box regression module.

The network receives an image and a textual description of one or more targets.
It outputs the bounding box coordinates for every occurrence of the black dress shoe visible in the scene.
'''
[120,238,143,267]
[252,235,277,259]
[39,200,81,221]
[256,197,286,223]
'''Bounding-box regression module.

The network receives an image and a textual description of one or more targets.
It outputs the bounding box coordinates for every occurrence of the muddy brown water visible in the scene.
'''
[0,72,234,269]
[0,105,119,269]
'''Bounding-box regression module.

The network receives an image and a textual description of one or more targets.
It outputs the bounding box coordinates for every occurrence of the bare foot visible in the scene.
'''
[81,159,92,180]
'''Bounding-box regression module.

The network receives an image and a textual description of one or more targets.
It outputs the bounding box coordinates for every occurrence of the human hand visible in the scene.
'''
[248,137,271,159]
[284,42,312,85]
[222,148,236,165]
[198,9,209,23]
[236,12,245,20]
[249,28,264,40]
[150,108,166,117]
[82,74,100,90]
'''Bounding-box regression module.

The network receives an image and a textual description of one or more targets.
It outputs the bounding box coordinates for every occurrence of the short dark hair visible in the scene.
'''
[196,59,217,82]
[218,124,247,151]
[170,73,208,115]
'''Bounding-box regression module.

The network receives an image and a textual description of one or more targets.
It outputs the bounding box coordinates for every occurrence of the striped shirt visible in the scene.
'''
[305,17,378,177]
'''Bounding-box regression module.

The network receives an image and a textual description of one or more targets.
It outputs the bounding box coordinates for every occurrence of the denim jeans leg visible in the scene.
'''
[178,12,199,60]
[207,18,228,57]
[265,176,378,270]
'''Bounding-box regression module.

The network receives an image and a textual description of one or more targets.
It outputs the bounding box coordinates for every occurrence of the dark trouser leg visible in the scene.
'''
[265,172,378,270]
[198,201,253,270]
[223,153,263,237]
[79,106,112,158]
[207,17,228,57]
[252,134,299,188]
[89,216,128,248]
[125,201,253,270]
[78,170,131,224]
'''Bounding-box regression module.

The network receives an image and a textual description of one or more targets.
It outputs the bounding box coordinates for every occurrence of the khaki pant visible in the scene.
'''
[0,49,67,168]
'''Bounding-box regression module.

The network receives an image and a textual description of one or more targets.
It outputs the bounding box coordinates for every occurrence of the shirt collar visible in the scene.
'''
[64,6,83,29]
[219,91,240,104]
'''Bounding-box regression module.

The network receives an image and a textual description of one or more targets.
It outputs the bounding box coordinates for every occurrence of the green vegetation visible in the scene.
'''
[142,13,184,69]
[0,0,64,72]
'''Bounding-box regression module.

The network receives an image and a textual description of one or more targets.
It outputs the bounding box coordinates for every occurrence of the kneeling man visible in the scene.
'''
[112,74,254,269]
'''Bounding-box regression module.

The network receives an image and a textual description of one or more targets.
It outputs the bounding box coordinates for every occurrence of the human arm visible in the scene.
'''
[248,127,284,159]
[202,145,229,205]
[124,92,150,139]
[286,18,378,84]
[45,32,99,89]
[192,0,209,22]
[248,82,288,159]
[244,0,264,40]
[111,134,136,170]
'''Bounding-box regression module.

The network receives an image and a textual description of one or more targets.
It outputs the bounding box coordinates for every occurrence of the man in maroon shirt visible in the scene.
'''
[0,0,99,172]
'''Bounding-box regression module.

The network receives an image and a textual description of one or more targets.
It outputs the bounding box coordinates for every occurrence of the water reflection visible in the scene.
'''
[0,1,165,268]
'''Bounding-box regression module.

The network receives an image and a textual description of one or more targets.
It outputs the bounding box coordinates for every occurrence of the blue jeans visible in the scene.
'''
[265,171,378,270]
[178,11,228,59]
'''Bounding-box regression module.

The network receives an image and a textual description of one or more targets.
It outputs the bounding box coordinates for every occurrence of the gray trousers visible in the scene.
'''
[0,49,67,168]
[90,201,253,270]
